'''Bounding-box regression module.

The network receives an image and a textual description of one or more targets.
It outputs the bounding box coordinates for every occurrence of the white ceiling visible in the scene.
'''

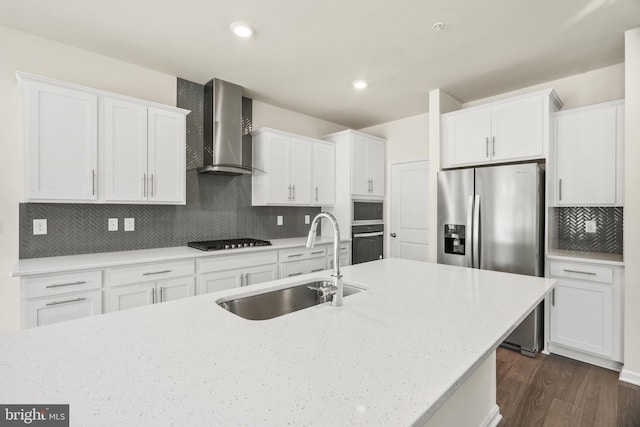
[1,0,639,128]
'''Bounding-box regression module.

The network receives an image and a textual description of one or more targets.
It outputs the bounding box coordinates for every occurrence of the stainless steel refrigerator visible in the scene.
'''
[437,162,544,357]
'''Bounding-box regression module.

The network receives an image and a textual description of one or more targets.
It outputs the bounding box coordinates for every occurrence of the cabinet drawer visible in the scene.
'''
[198,251,278,274]
[279,246,327,262]
[280,257,327,278]
[549,261,613,284]
[106,260,194,286]
[23,289,102,328]
[23,271,102,299]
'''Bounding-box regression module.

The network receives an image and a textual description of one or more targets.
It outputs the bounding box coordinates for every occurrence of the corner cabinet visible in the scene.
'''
[17,72,189,204]
[251,128,335,206]
[322,129,385,199]
[21,77,99,202]
[550,100,624,206]
[547,259,623,370]
[441,89,563,169]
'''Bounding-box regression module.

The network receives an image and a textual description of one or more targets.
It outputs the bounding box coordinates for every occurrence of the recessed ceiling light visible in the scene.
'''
[231,21,254,38]
[432,22,444,32]
[353,80,368,90]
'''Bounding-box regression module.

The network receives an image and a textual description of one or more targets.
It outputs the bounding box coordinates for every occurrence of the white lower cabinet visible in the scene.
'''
[279,246,327,278]
[21,270,102,328]
[547,259,623,369]
[105,260,195,312]
[325,243,351,270]
[197,251,278,294]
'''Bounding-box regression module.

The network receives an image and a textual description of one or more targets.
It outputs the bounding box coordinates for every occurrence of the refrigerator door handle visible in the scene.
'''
[472,194,480,268]
[466,195,474,268]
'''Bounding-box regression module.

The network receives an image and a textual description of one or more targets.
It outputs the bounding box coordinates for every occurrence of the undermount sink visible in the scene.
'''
[217,280,366,320]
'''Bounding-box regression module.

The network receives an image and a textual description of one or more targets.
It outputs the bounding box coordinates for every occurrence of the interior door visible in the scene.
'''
[475,163,542,276]
[390,161,429,261]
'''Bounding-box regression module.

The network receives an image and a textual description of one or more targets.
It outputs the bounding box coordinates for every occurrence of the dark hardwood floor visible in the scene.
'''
[496,347,640,426]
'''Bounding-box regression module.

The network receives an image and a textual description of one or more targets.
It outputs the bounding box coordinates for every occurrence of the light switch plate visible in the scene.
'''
[585,220,597,233]
[33,219,47,235]
[108,218,118,231]
[305,215,310,224]
[277,216,283,226]
[124,218,135,231]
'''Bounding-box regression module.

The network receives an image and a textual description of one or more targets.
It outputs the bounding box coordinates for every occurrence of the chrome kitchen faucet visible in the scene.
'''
[306,212,343,307]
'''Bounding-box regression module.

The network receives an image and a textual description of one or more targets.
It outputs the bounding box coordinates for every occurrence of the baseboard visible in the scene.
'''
[619,368,640,386]
[482,405,502,427]
[548,344,622,372]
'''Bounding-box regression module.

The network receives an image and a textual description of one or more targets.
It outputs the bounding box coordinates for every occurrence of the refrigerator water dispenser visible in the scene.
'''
[444,224,465,255]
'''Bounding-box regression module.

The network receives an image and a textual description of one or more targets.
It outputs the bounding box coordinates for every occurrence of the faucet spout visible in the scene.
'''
[306,212,343,307]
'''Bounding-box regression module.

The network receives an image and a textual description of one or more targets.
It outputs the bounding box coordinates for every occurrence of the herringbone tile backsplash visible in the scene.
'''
[553,207,623,254]
[18,78,320,259]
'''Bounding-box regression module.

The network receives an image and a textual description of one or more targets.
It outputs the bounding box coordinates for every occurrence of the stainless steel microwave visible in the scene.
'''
[352,200,383,224]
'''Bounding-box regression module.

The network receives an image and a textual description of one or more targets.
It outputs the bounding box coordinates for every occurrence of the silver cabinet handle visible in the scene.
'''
[152,288,156,304]
[292,184,296,201]
[390,233,397,238]
[92,169,96,196]
[485,137,489,158]
[551,288,555,306]
[315,186,319,202]
[287,185,292,201]
[492,136,496,157]
[143,270,171,276]
[159,287,164,302]
[563,269,597,276]
[242,273,248,287]
[311,251,324,255]
[143,173,147,197]
[311,268,324,273]
[288,254,303,258]
[46,297,86,307]
[46,281,86,289]
[287,272,303,277]
[558,179,562,201]
[151,174,154,197]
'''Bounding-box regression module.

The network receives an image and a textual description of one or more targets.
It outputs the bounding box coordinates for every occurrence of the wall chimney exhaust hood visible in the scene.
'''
[198,78,253,175]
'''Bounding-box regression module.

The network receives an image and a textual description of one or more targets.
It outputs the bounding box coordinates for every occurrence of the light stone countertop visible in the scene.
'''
[10,237,351,277]
[547,249,624,266]
[0,258,555,426]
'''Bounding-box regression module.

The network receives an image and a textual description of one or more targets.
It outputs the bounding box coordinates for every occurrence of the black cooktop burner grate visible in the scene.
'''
[187,238,272,251]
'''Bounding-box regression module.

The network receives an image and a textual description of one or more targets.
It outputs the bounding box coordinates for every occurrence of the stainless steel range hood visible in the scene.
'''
[198,78,252,175]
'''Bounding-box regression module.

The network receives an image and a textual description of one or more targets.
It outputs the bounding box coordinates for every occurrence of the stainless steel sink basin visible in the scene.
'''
[218,281,365,320]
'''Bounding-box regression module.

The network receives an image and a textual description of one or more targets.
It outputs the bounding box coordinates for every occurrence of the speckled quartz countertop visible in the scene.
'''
[11,237,351,277]
[0,259,555,426]
[547,249,624,266]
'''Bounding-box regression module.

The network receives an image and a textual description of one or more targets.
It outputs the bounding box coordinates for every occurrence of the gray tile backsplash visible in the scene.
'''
[18,78,320,259]
[552,207,623,254]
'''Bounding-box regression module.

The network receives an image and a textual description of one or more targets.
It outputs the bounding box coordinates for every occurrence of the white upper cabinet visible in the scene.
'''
[551,100,623,206]
[18,72,188,204]
[313,141,336,205]
[351,133,385,197]
[441,89,562,168]
[252,128,332,206]
[21,78,98,201]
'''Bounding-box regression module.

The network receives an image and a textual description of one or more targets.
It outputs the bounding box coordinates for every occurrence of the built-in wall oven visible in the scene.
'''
[352,223,384,264]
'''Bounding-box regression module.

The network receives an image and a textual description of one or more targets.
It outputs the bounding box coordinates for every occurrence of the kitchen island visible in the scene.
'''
[0,258,555,426]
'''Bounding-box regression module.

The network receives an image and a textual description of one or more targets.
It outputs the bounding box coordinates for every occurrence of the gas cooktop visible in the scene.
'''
[187,238,272,251]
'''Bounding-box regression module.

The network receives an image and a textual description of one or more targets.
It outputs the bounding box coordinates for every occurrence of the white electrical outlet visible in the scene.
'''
[585,220,597,233]
[33,219,47,235]
[305,215,310,224]
[108,218,118,231]
[277,216,284,226]
[124,218,135,232]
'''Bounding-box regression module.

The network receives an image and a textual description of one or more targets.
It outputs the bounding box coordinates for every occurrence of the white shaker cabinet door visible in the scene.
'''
[108,282,156,312]
[147,107,186,204]
[351,134,370,196]
[244,264,278,286]
[25,82,98,201]
[367,139,385,197]
[266,133,292,204]
[313,141,335,205]
[199,269,242,294]
[444,108,492,167]
[159,276,195,302]
[290,138,313,205]
[24,290,102,328]
[102,97,148,202]
[491,95,544,161]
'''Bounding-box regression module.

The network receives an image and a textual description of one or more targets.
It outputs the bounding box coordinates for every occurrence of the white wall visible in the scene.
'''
[359,113,429,256]
[622,28,640,383]
[463,63,625,109]
[0,25,178,330]
[252,100,346,138]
